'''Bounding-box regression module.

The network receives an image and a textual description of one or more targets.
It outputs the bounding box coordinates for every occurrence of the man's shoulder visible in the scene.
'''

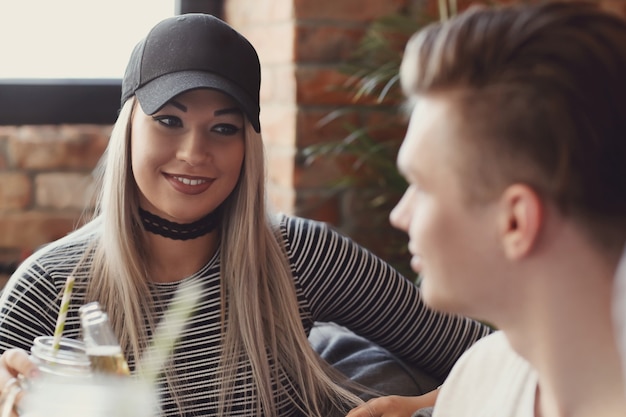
[458,331,512,360]
[443,331,527,383]
[434,331,537,417]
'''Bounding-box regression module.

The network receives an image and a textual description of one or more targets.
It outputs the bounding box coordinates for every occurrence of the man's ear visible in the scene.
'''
[497,184,543,261]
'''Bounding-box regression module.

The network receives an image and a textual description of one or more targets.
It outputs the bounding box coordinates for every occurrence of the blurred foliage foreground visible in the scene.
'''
[303,1,534,282]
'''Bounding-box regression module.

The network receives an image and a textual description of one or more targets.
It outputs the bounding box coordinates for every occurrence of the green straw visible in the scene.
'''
[53,274,76,351]
[137,282,201,385]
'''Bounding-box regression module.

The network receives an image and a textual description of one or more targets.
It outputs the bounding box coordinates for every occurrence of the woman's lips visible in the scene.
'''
[166,174,213,195]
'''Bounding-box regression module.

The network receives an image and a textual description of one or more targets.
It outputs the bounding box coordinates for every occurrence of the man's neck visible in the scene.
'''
[502,224,626,417]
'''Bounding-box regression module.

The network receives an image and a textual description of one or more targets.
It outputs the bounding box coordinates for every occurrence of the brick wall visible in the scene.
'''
[0,125,110,284]
[225,0,416,274]
[2,0,625,284]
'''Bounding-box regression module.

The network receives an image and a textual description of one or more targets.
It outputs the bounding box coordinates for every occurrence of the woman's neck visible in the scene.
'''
[145,231,219,283]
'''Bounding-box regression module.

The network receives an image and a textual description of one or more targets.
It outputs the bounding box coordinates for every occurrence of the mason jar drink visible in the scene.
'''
[29,336,92,378]
[21,336,156,417]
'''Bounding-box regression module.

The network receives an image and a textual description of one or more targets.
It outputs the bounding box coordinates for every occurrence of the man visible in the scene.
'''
[388,2,626,416]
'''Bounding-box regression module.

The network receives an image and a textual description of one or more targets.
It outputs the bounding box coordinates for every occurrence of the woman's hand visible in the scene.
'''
[346,390,438,417]
[0,349,38,417]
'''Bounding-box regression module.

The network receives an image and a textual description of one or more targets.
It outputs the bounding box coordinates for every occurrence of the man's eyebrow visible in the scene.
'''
[215,107,243,116]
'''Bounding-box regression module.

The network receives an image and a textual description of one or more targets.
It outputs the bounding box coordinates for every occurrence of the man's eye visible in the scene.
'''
[153,115,182,128]
[213,124,241,135]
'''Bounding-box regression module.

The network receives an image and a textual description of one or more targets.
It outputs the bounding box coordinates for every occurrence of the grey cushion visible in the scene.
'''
[412,407,434,417]
[309,322,441,398]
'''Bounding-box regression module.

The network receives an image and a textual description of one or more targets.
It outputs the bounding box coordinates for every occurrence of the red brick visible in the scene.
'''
[295,25,365,63]
[294,0,408,21]
[295,191,342,225]
[296,67,373,106]
[363,109,409,144]
[294,154,347,189]
[0,211,83,251]
[0,173,32,210]
[342,187,402,226]
[35,173,96,210]
[415,0,538,22]
[296,107,360,148]
[600,0,626,16]
[9,125,109,170]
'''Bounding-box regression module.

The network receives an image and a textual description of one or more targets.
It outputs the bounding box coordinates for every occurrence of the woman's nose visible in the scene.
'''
[177,130,210,166]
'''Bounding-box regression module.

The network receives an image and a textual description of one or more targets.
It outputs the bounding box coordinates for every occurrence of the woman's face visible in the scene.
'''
[131,88,245,223]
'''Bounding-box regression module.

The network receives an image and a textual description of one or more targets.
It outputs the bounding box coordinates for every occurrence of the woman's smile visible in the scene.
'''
[172,175,210,186]
[165,173,214,195]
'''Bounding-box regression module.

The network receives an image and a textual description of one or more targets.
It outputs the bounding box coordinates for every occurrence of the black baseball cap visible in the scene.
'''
[121,13,261,132]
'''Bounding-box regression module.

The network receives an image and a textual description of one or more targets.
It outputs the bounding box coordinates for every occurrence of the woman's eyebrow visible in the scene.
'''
[215,107,242,116]
[167,100,187,112]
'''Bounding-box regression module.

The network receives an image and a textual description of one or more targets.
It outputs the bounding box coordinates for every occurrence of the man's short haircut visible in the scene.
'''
[401,1,626,250]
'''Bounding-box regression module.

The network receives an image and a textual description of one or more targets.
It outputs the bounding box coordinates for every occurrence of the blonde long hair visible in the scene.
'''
[80,97,362,416]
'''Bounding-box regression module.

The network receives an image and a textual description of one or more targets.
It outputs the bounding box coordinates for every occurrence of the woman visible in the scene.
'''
[0,14,490,417]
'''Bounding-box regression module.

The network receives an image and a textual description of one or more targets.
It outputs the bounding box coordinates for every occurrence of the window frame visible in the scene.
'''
[0,0,223,125]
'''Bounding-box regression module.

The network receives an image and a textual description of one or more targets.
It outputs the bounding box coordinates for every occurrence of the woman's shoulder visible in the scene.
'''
[278,214,342,241]
[13,222,100,280]
[1,222,99,308]
[276,214,366,270]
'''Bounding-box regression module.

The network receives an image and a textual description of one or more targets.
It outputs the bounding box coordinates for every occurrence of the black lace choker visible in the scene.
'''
[139,207,219,240]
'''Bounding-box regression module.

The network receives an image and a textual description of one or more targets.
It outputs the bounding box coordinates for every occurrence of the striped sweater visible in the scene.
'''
[0,215,491,416]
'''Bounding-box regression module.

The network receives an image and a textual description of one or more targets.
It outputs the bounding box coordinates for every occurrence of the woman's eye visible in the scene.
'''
[153,115,182,128]
[212,124,241,136]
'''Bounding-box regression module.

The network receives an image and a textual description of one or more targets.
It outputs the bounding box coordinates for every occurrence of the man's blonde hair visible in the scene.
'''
[401,1,626,250]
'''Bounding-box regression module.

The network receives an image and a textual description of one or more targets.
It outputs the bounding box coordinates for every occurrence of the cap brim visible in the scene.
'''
[135,71,261,133]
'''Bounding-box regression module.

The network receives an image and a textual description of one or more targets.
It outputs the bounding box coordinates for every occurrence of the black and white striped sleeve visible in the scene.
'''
[0,247,85,353]
[282,215,492,379]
